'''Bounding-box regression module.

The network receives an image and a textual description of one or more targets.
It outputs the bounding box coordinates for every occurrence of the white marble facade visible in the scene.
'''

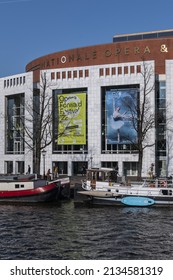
[0,59,165,177]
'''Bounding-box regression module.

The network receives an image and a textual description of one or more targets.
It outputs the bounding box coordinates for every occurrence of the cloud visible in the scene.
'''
[0,0,31,4]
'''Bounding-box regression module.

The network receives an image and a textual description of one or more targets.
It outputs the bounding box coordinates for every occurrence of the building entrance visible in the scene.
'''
[73,161,88,176]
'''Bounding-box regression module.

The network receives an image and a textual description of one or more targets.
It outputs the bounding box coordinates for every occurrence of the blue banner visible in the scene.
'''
[106,89,138,144]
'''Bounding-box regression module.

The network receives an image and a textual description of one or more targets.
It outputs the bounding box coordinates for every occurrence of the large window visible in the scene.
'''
[123,162,138,176]
[52,88,88,154]
[156,81,166,176]
[101,161,118,169]
[4,161,13,174]
[52,161,68,175]
[16,161,24,174]
[73,161,88,175]
[6,93,24,154]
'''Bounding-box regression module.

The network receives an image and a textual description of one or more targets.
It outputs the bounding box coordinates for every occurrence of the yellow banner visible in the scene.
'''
[58,93,86,145]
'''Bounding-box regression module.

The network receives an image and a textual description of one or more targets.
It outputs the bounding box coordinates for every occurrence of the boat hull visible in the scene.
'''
[0,181,60,203]
[74,168,173,207]
[75,186,173,207]
[88,197,173,207]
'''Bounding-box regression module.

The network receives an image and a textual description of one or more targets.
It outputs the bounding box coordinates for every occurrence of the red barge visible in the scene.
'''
[0,175,70,203]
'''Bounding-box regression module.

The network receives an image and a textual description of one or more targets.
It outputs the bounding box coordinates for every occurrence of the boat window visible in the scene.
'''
[15,184,25,188]
[96,172,100,181]
[109,171,118,181]
[169,190,172,196]
[162,190,168,195]
[98,171,106,181]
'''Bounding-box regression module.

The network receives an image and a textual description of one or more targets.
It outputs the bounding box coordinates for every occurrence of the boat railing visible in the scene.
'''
[141,178,173,188]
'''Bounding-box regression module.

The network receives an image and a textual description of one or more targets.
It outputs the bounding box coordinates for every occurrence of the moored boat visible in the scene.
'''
[74,168,173,207]
[0,174,70,203]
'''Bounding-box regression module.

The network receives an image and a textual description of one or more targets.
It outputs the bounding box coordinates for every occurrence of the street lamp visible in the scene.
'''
[42,149,46,179]
[90,156,93,168]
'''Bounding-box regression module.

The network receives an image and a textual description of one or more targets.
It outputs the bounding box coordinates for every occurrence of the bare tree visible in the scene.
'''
[137,62,155,179]
[7,73,58,175]
[122,61,155,179]
[165,106,173,176]
[23,73,53,174]
[13,73,76,175]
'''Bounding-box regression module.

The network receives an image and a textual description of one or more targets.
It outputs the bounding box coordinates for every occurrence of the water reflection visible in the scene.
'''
[0,201,172,259]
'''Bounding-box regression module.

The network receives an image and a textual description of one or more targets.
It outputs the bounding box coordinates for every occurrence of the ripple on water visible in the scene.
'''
[0,202,173,259]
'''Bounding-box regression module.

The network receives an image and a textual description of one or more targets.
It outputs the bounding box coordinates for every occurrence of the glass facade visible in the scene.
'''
[6,93,24,154]
[113,30,173,43]
[123,162,138,176]
[4,161,13,174]
[156,81,166,176]
[52,161,68,175]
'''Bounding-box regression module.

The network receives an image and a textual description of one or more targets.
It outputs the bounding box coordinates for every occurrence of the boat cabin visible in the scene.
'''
[86,168,118,184]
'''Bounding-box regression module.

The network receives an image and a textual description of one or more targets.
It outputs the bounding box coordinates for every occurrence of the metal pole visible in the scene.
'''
[43,155,45,179]
[90,156,93,168]
[42,150,46,179]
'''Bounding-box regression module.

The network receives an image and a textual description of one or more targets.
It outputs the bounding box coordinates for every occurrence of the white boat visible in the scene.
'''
[75,168,173,207]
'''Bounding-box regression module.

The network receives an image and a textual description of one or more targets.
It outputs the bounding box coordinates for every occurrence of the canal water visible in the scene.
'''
[0,200,173,259]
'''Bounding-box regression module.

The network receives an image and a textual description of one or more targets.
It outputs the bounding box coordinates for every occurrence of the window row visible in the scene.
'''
[51,161,138,176]
[4,76,26,88]
[99,64,141,77]
[5,160,24,174]
[51,69,89,80]
[3,160,139,176]
[51,64,141,80]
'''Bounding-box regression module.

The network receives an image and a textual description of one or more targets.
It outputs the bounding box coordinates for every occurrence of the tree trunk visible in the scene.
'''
[33,142,41,175]
[138,149,143,181]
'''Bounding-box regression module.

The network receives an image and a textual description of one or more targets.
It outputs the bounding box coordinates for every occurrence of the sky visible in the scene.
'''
[0,0,173,77]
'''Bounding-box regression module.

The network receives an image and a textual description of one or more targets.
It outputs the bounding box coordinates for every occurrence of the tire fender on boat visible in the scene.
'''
[81,180,92,190]
[161,181,167,187]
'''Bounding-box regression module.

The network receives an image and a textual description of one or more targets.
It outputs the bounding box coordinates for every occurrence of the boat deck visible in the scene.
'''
[78,190,118,197]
